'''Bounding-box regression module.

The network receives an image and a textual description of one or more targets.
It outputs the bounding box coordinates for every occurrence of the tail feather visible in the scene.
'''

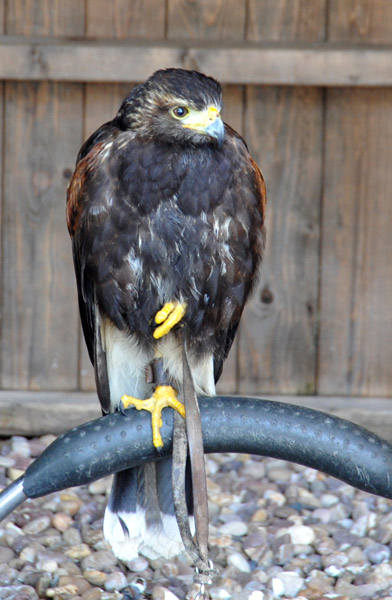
[103,459,194,561]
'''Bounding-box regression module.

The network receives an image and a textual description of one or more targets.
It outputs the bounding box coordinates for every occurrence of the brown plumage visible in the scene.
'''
[67,68,266,560]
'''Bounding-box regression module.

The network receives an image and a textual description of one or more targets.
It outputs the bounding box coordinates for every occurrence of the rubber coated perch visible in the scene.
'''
[1,396,392,522]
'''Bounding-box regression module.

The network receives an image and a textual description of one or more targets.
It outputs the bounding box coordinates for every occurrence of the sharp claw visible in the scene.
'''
[153,302,186,339]
[120,387,185,448]
[118,401,128,416]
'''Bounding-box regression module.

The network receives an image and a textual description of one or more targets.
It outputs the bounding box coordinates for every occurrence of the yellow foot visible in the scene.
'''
[153,302,186,339]
[121,385,186,448]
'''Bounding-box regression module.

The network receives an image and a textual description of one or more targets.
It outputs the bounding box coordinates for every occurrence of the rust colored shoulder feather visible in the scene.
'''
[66,141,105,237]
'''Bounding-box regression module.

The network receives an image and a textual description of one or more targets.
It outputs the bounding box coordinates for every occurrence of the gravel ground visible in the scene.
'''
[1,434,392,600]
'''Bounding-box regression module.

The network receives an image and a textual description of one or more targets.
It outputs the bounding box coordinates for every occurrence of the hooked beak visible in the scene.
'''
[182,106,225,146]
[205,114,225,146]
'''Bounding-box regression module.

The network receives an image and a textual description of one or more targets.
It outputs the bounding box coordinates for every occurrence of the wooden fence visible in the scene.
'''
[0,0,391,401]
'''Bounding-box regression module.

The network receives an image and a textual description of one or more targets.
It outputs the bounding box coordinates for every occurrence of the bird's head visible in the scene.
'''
[115,68,225,147]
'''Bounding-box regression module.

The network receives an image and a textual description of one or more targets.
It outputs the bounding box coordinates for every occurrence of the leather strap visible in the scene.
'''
[181,338,210,565]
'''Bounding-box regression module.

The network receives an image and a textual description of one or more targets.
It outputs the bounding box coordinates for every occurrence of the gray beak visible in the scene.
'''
[205,117,225,146]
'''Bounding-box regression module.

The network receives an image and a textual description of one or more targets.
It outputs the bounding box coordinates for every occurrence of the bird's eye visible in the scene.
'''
[171,106,189,119]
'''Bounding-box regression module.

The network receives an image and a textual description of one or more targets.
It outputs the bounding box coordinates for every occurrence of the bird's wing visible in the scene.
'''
[66,126,116,413]
[213,124,267,383]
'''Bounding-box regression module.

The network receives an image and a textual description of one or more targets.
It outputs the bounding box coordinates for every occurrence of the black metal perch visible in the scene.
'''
[1,396,392,521]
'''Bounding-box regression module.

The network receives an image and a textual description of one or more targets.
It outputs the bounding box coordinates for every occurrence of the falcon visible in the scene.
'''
[66,68,266,560]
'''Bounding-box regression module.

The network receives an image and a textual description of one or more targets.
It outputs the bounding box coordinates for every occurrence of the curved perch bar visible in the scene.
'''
[1,396,392,521]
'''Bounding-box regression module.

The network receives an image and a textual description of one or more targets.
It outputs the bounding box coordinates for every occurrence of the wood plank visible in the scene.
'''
[1,391,392,441]
[1,82,83,389]
[0,391,100,436]
[1,2,85,390]
[0,2,4,386]
[328,0,392,45]
[86,0,165,39]
[318,88,392,397]
[247,0,327,42]
[0,40,391,86]
[238,87,323,395]
[167,0,246,41]
[5,0,84,36]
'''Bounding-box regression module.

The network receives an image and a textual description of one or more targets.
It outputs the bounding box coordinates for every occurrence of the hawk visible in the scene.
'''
[66,68,266,560]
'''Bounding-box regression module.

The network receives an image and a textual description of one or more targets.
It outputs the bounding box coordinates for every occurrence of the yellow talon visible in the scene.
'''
[121,385,185,448]
[153,301,186,339]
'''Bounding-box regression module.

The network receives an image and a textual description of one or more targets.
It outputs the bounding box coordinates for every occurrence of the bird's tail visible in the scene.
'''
[103,458,194,561]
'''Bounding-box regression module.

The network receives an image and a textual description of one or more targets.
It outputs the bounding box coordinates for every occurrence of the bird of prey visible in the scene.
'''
[66,68,266,560]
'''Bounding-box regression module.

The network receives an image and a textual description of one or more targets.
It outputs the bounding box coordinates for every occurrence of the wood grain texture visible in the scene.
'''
[86,0,165,39]
[0,2,4,387]
[1,82,83,390]
[1,41,392,86]
[318,89,392,396]
[1,391,392,440]
[328,0,392,44]
[1,2,85,390]
[247,0,327,42]
[238,87,323,395]
[167,0,246,41]
[5,0,84,36]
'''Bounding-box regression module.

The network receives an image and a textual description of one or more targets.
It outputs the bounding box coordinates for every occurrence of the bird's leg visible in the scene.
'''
[153,301,186,339]
[121,357,185,449]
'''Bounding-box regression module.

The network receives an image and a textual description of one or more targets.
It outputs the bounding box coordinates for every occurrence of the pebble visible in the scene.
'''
[227,552,251,573]
[22,515,51,535]
[218,520,248,537]
[0,456,16,468]
[46,584,79,598]
[0,563,18,585]
[88,476,112,496]
[272,571,305,598]
[65,543,92,560]
[8,467,25,481]
[0,546,15,562]
[0,585,38,599]
[52,512,73,532]
[81,549,117,571]
[285,524,315,545]
[82,589,102,600]
[363,542,390,564]
[104,571,128,591]
[152,587,180,600]
[83,568,107,585]
[126,556,149,572]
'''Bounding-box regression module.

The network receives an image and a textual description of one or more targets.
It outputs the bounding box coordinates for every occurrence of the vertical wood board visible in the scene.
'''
[318,88,392,396]
[5,0,84,36]
[167,0,246,41]
[0,1,5,385]
[238,86,323,395]
[86,0,165,39]
[1,82,84,389]
[328,0,392,44]
[1,1,85,390]
[247,0,327,42]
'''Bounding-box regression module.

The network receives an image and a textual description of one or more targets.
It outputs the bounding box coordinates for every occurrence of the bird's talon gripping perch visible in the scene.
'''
[153,302,186,339]
[121,385,185,448]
